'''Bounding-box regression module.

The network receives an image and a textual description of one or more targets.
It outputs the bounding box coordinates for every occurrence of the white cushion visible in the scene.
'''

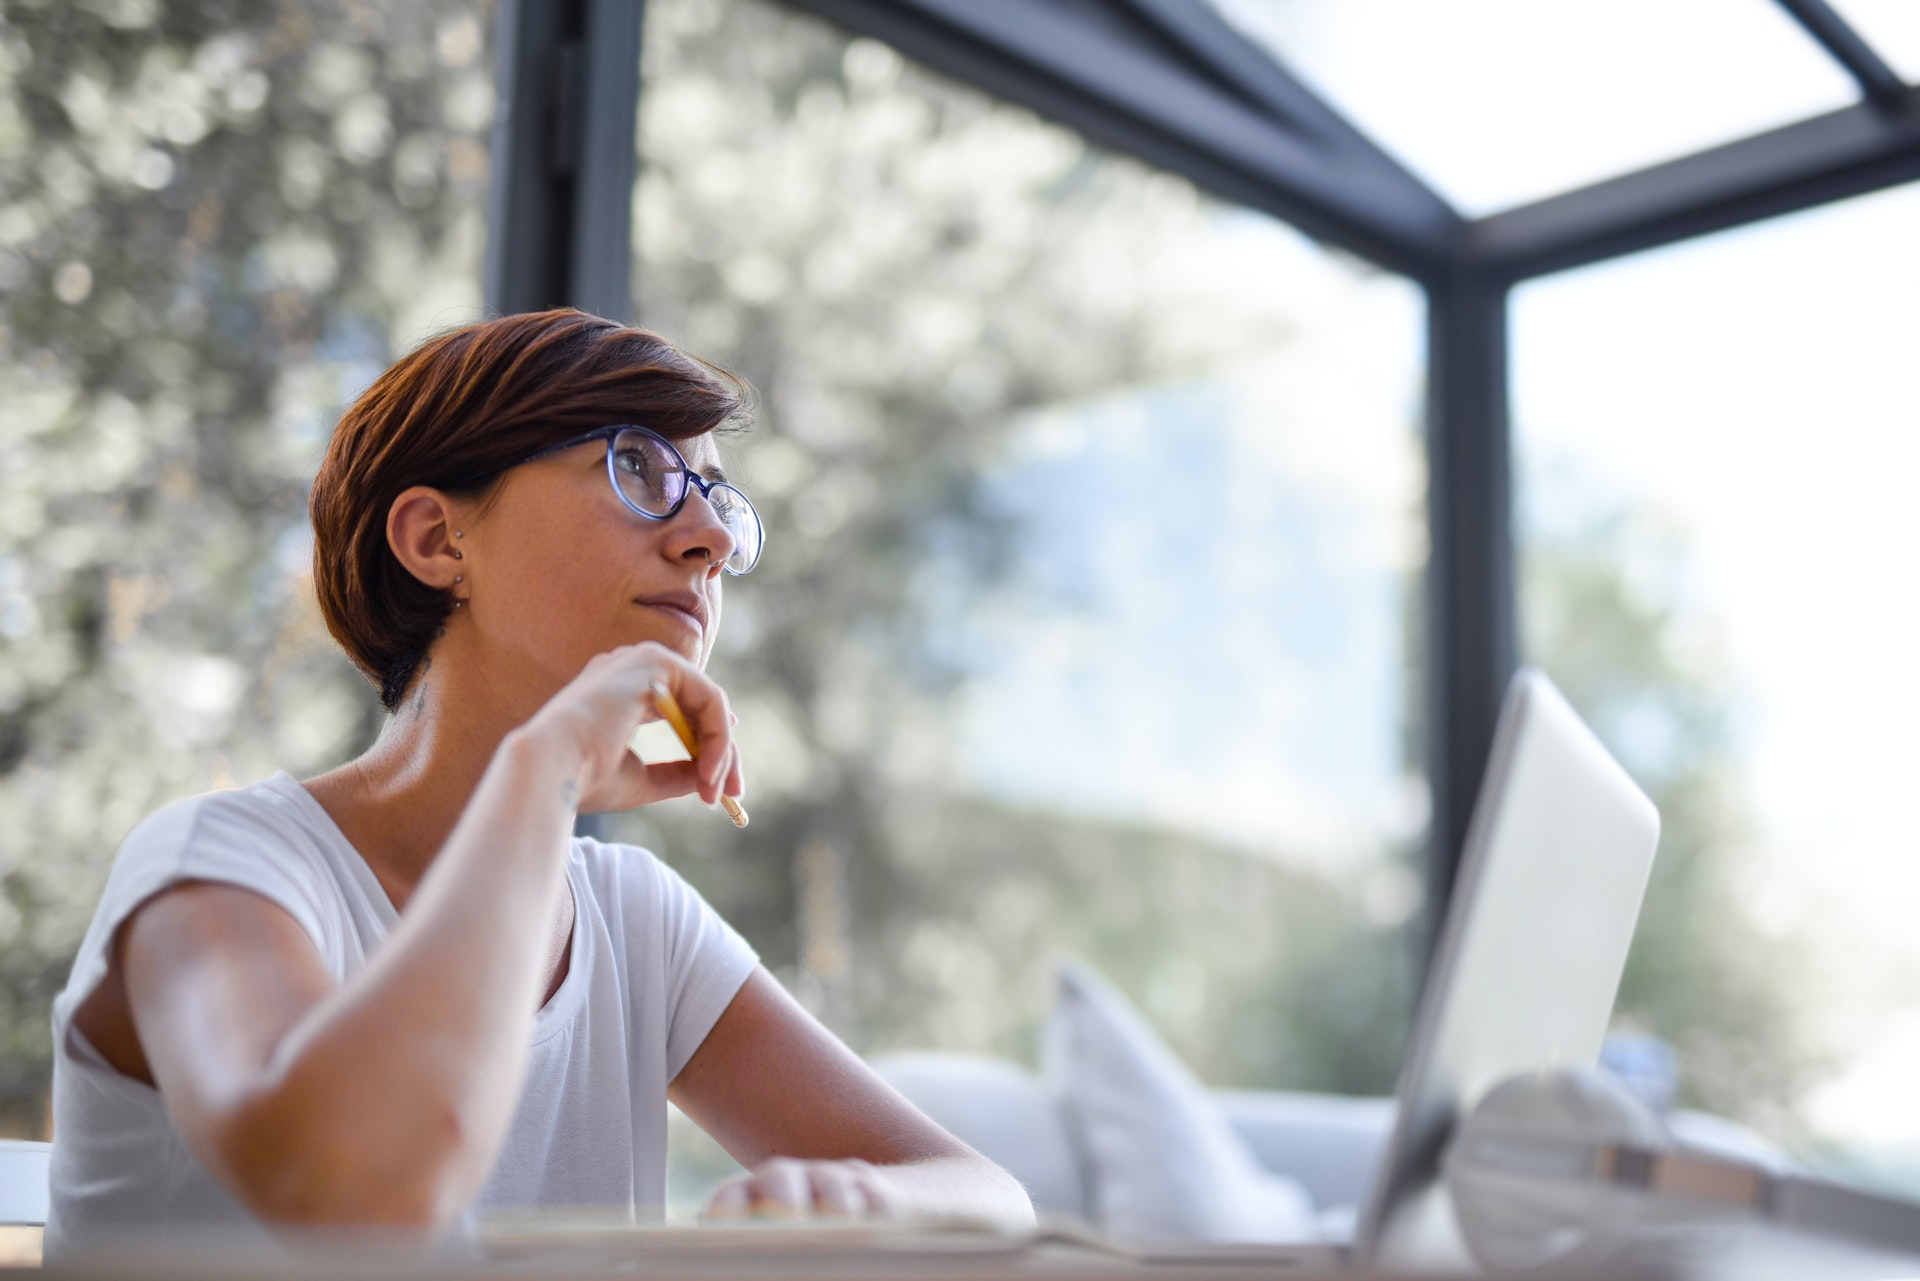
[1043,960,1319,1243]
[871,1052,1089,1218]
[1214,1089,1394,1214]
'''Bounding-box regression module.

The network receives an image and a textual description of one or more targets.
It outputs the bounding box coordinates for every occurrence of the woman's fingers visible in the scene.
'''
[699,1160,883,1222]
[637,759,705,804]
[751,1157,812,1216]
[557,641,740,813]
[663,665,733,796]
[602,744,659,812]
[573,757,701,817]
[632,647,733,801]
[806,1163,865,1218]
[704,1176,752,1220]
[721,741,745,802]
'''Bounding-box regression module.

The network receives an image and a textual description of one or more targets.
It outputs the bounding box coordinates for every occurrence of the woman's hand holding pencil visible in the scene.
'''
[518,640,745,820]
[651,680,748,827]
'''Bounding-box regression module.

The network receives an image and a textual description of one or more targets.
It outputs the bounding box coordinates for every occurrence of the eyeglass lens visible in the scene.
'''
[707,483,763,574]
[611,430,689,515]
[611,429,764,574]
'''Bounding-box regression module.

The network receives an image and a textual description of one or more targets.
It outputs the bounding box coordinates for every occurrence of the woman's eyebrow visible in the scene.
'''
[701,464,730,486]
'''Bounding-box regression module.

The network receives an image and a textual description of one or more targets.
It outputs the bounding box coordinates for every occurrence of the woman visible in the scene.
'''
[45,310,1032,1252]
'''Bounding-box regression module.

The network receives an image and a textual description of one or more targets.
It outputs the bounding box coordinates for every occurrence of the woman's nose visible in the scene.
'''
[665,486,738,571]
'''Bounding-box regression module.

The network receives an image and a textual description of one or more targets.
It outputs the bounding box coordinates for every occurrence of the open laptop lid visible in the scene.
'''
[1355,668,1661,1272]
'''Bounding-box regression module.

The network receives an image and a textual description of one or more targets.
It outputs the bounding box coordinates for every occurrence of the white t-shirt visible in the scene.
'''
[44,771,759,1258]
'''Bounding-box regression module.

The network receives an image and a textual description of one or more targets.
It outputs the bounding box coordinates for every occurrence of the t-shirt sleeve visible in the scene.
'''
[54,791,333,1038]
[640,851,760,1081]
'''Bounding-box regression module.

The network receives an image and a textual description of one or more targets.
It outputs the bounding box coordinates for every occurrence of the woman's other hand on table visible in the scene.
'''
[703,1157,898,1221]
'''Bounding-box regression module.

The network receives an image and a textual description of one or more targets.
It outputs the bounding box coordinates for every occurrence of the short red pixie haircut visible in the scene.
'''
[309,309,749,712]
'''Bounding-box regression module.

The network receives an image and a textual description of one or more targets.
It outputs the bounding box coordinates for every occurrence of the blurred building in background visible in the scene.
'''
[2,0,1918,1195]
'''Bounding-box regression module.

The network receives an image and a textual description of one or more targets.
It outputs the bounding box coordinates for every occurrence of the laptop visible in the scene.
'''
[1033,667,1662,1272]
[483,668,1660,1274]
[1351,667,1660,1271]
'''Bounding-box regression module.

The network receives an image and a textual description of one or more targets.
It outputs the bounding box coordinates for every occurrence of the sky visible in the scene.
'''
[958,1,1920,1146]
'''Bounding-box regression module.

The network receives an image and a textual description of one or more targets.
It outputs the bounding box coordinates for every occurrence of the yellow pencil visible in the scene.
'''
[650,680,749,828]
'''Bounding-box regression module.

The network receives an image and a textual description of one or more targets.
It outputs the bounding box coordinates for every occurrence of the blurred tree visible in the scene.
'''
[0,0,491,1135]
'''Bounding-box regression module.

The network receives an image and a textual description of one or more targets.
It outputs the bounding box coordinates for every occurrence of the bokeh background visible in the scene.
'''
[3,0,1918,1200]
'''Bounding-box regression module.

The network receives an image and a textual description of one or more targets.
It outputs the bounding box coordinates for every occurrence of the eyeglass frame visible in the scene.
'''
[519,425,764,575]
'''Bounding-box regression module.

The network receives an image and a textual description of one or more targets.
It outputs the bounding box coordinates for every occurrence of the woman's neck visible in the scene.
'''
[305,649,553,908]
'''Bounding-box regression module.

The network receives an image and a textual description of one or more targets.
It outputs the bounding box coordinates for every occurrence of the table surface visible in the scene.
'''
[26,1218,1920,1280]
[29,1221,1418,1279]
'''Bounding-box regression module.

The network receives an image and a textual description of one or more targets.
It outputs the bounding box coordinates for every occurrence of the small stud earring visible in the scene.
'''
[454,531,463,538]
[454,575,463,584]
[453,550,464,560]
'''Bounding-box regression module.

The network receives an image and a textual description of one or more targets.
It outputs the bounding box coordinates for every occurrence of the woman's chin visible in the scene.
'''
[627,625,704,663]
[629,601,708,660]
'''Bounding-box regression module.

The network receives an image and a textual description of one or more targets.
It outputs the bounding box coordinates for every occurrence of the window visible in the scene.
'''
[1515,180,1920,1180]
[627,0,1428,1176]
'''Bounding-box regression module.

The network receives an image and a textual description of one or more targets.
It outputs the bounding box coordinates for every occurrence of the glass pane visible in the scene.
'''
[634,0,1427,1215]
[1829,0,1920,83]
[1210,0,1861,216]
[1514,182,1920,1181]
[0,2,493,1139]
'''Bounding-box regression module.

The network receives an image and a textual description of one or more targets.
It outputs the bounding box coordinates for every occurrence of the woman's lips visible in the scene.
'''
[635,594,707,635]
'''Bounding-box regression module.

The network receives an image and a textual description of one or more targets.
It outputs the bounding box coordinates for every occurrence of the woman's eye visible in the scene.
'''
[615,449,651,479]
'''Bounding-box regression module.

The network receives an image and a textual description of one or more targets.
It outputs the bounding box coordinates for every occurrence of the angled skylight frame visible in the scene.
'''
[784,0,1462,280]
[1775,0,1908,107]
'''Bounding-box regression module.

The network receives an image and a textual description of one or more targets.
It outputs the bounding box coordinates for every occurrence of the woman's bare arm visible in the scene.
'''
[101,642,736,1234]
[119,731,579,1233]
[670,968,1034,1227]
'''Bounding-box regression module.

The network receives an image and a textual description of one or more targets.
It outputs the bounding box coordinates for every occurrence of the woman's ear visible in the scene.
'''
[386,486,467,591]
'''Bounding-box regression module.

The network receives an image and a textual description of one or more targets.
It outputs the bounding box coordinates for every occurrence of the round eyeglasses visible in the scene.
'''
[522,426,765,575]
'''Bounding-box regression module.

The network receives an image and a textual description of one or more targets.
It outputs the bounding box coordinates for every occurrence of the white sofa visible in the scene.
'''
[872,1051,1786,1237]
[860,965,1791,1244]
[874,1053,1391,1223]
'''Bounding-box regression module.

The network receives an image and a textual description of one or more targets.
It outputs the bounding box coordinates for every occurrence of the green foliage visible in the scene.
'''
[618,788,1415,1096]
[0,0,491,1130]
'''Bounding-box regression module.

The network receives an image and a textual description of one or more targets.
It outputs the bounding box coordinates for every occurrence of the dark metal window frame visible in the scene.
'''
[485,0,1920,957]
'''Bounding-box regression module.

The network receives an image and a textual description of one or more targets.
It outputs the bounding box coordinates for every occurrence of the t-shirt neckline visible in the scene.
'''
[263,771,589,1034]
